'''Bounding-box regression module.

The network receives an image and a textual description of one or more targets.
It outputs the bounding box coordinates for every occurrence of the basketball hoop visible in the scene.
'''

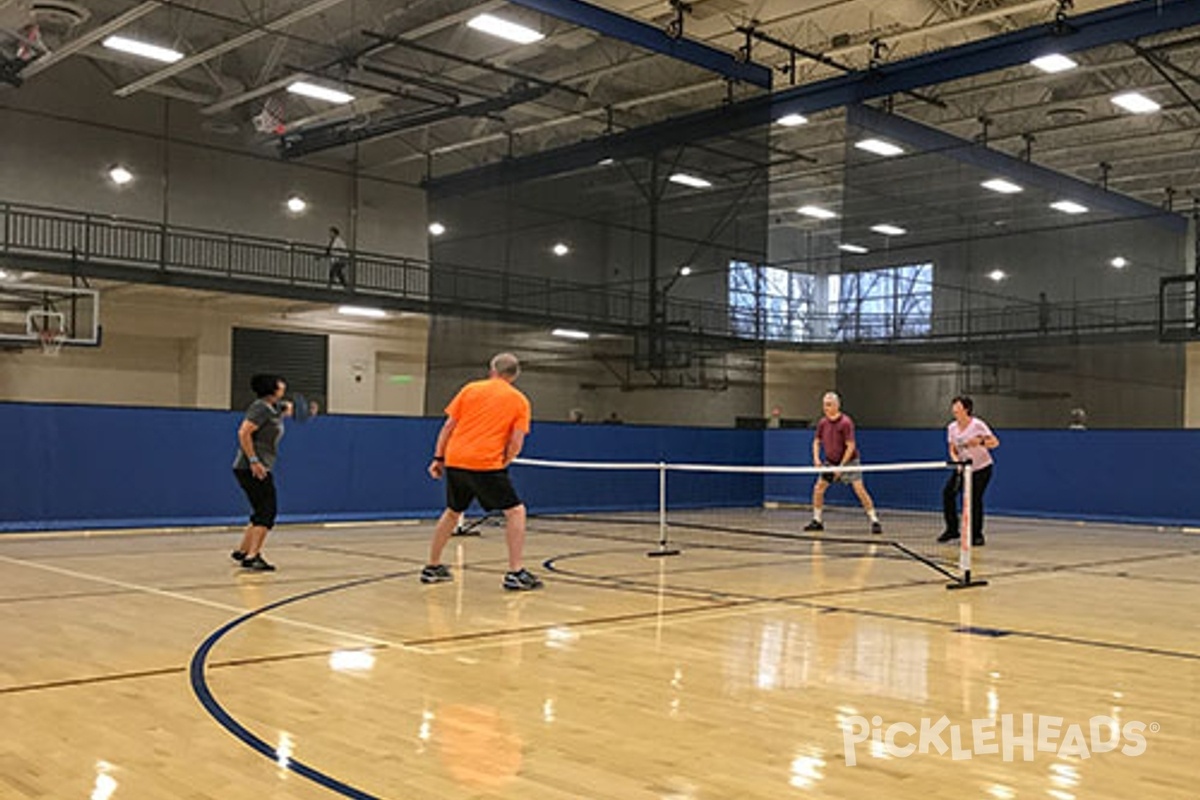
[38,328,65,356]
[252,97,286,135]
[27,309,66,356]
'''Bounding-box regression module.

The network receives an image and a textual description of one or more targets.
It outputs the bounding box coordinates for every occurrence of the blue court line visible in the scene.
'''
[189,571,409,800]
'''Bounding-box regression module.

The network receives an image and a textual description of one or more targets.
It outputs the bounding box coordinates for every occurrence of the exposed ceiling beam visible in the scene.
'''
[197,1,503,116]
[201,72,302,115]
[22,1,163,79]
[506,0,772,89]
[367,0,1064,170]
[113,0,351,98]
[426,0,1200,197]
[823,0,1055,59]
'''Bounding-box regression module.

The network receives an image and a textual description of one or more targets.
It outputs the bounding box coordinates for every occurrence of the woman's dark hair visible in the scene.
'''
[251,373,284,398]
[951,395,974,415]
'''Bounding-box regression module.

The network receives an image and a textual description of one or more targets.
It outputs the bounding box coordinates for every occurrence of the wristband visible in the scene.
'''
[249,456,261,464]
[433,456,445,462]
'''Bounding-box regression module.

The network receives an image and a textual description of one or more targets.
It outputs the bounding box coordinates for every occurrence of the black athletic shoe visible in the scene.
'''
[241,554,276,572]
[503,568,543,591]
[231,550,246,563]
[420,564,452,584]
[972,536,986,547]
[451,524,480,537]
[937,530,960,543]
[803,520,824,532]
[870,521,883,535]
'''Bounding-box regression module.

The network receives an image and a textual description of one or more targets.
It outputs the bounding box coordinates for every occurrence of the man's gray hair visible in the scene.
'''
[823,391,840,404]
[490,352,521,378]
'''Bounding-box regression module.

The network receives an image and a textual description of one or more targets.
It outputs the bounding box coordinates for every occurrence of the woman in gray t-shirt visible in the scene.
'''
[232,374,290,571]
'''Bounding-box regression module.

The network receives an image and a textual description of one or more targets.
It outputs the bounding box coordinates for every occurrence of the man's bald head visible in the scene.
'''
[490,352,521,381]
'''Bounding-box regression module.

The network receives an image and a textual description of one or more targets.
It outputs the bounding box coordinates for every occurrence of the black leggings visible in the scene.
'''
[943,465,992,540]
[234,469,277,529]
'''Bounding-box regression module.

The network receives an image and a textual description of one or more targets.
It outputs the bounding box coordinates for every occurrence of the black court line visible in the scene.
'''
[985,547,1200,581]
[191,571,416,800]
[0,646,384,696]
[176,536,1200,799]
[539,547,1200,662]
[1066,569,1200,586]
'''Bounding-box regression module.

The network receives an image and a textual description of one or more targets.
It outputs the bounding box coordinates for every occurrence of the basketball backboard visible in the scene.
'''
[0,282,100,350]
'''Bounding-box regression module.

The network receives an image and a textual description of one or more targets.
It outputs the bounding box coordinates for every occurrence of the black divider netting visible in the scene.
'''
[513,459,982,586]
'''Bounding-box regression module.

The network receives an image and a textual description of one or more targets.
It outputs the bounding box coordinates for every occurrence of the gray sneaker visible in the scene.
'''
[420,564,452,584]
[503,568,543,591]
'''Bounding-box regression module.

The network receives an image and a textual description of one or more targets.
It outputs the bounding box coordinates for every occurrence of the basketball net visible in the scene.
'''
[27,309,66,357]
[252,97,286,135]
[38,328,65,357]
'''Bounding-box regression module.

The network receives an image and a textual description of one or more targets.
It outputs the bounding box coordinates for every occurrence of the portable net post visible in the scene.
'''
[647,460,681,558]
[947,462,988,590]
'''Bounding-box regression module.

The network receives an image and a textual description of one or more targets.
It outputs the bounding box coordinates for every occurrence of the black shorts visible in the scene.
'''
[234,468,278,529]
[445,467,521,513]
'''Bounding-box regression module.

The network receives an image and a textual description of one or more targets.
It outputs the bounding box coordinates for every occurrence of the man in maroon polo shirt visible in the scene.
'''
[804,392,882,534]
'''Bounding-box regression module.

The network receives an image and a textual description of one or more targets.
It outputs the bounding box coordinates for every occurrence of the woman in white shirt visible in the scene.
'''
[937,395,999,546]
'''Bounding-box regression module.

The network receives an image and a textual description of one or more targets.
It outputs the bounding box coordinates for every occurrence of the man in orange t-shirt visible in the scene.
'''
[424,352,541,591]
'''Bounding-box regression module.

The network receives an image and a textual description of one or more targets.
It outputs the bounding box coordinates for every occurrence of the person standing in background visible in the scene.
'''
[804,392,882,535]
[326,226,349,289]
[938,395,999,547]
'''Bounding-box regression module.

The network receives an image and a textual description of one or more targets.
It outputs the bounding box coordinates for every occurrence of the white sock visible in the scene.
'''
[813,508,823,523]
[868,510,879,523]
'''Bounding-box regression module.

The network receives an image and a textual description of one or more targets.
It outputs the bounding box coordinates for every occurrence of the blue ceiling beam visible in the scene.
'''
[428,0,1200,198]
[506,0,772,89]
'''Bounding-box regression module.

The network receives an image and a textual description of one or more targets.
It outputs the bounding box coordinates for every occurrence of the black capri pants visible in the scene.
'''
[234,468,278,529]
[943,464,992,541]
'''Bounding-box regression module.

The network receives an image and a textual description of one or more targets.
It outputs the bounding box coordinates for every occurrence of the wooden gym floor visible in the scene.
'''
[1,515,1198,799]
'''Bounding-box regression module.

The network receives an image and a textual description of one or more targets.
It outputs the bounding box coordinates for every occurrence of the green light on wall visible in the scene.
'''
[389,375,414,384]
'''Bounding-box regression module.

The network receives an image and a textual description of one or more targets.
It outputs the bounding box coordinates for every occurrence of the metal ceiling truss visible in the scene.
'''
[427,0,1200,198]
[278,28,592,159]
[506,0,773,89]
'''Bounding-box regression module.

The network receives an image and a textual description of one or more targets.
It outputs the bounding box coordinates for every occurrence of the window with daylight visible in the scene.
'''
[728,261,933,342]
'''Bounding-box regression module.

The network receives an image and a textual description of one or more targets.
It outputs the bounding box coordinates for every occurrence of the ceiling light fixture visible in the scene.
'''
[108,165,134,185]
[668,173,713,189]
[287,81,355,104]
[101,35,183,63]
[1050,200,1088,215]
[1030,54,1077,74]
[552,328,590,340]
[797,205,837,220]
[981,178,1023,194]
[338,306,386,318]
[467,13,544,45]
[855,138,904,157]
[1111,92,1160,114]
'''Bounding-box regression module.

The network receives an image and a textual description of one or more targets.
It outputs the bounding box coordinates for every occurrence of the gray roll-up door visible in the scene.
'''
[230,327,328,410]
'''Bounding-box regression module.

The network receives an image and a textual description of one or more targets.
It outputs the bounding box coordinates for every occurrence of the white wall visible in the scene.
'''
[0,287,430,414]
[763,351,837,425]
[0,331,182,406]
[1186,342,1200,429]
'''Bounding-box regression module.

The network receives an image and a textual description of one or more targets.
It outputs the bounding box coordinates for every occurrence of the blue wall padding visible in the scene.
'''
[2,402,1196,531]
[765,428,1200,526]
[0,403,759,531]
